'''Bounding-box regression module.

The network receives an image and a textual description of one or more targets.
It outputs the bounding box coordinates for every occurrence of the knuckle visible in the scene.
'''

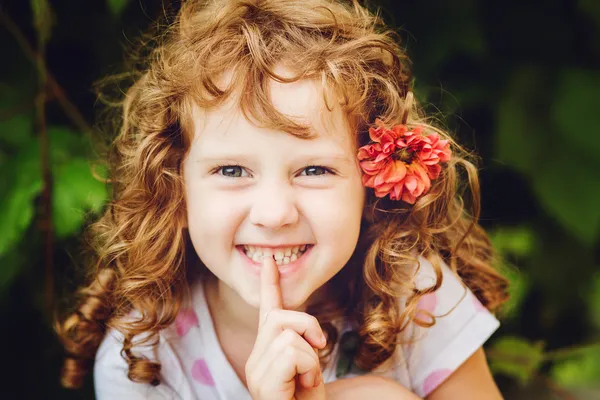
[273,329,298,354]
[263,309,273,324]
[281,328,297,342]
[282,345,297,360]
[265,308,280,322]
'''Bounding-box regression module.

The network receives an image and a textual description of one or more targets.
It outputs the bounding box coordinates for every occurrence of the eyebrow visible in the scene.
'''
[197,153,354,165]
[301,155,354,165]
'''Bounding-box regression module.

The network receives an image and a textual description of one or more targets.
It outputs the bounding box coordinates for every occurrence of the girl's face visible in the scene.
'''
[183,74,365,310]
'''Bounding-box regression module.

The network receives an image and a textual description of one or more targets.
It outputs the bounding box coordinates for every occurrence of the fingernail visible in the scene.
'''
[320,333,327,345]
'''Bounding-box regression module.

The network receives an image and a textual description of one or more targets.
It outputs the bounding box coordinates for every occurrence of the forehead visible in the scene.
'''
[189,66,356,154]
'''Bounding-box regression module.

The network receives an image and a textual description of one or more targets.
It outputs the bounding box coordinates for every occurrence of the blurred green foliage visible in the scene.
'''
[1,0,599,398]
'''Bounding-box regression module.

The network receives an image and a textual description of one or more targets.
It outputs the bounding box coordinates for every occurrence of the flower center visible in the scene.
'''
[393,148,415,164]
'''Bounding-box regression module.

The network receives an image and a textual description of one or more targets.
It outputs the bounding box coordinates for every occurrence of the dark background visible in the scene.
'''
[1,0,600,398]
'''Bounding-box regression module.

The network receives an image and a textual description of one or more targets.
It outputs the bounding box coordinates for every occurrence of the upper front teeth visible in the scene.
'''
[243,245,308,264]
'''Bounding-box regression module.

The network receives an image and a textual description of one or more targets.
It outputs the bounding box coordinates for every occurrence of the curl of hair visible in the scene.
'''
[57,0,508,387]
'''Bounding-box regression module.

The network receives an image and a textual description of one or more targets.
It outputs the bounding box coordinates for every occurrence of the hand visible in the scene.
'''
[245,251,327,400]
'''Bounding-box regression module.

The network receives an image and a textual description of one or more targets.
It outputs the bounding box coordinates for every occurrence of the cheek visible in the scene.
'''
[314,176,364,224]
[301,180,364,254]
[184,180,243,263]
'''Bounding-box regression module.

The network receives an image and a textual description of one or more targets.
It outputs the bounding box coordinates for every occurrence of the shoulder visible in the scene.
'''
[94,277,211,399]
[94,291,207,400]
[398,254,501,397]
[412,254,472,312]
[95,326,185,400]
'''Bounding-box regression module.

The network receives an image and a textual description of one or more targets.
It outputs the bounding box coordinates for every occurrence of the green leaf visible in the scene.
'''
[0,86,35,152]
[496,68,600,244]
[53,159,107,238]
[0,114,33,150]
[494,67,545,175]
[488,336,545,384]
[30,0,54,46]
[490,226,535,257]
[532,149,600,245]
[552,69,600,159]
[48,126,91,161]
[0,140,42,257]
[589,274,600,330]
[488,226,534,319]
[0,124,104,255]
[551,346,600,388]
[107,0,132,18]
[500,266,530,320]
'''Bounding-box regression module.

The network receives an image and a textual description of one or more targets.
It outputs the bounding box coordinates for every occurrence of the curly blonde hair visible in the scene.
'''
[56,0,509,389]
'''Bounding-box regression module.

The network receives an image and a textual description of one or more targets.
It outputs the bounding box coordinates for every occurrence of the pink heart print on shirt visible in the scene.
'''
[175,308,199,337]
[416,292,438,322]
[422,369,452,396]
[192,358,216,386]
[471,292,487,313]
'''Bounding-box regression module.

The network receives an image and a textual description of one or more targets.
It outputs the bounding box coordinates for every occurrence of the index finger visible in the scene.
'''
[259,251,282,325]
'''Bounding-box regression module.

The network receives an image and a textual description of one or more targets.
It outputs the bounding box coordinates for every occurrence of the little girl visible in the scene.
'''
[57,0,509,399]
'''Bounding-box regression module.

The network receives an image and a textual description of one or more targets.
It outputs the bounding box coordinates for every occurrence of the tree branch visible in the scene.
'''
[0,12,94,137]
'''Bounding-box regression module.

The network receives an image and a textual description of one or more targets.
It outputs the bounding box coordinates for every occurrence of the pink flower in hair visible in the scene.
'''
[357,119,452,204]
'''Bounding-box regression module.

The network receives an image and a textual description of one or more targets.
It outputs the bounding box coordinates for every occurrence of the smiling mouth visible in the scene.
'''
[240,245,312,266]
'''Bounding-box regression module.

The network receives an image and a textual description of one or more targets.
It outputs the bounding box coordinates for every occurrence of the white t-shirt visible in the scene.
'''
[94,256,500,399]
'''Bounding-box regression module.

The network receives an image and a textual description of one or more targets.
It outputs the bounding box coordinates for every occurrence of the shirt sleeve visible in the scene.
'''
[403,256,500,398]
[94,329,181,400]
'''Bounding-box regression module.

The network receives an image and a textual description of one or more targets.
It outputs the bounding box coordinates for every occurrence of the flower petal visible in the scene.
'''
[391,124,408,137]
[427,164,442,179]
[391,183,404,200]
[359,122,452,204]
[405,175,417,192]
[402,191,417,204]
[368,126,384,142]
[386,160,408,183]
[360,160,383,175]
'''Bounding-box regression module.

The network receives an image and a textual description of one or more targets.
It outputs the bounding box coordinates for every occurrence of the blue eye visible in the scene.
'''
[301,165,332,176]
[215,165,248,178]
[213,164,333,178]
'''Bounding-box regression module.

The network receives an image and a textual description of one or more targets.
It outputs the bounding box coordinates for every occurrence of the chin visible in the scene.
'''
[281,296,308,311]
[237,286,262,309]
[281,284,321,311]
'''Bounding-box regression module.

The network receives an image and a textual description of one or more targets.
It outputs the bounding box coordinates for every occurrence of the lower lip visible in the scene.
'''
[237,245,313,278]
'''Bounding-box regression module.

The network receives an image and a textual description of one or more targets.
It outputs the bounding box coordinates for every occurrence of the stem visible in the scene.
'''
[537,373,576,400]
[32,12,54,316]
[543,342,600,361]
[0,12,93,137]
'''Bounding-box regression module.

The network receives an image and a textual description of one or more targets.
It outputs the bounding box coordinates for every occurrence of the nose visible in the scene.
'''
[248,181,299,230]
